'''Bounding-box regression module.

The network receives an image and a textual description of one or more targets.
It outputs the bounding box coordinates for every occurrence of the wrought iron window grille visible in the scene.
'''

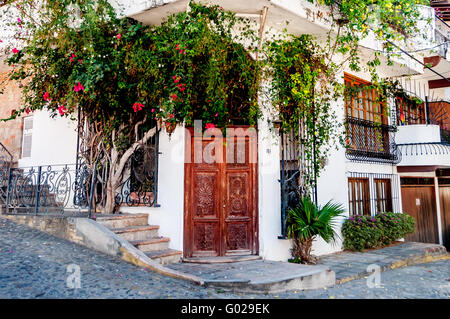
[345,116,400,164]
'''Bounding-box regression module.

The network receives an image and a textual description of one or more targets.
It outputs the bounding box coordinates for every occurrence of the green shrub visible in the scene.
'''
[342,212,416,252]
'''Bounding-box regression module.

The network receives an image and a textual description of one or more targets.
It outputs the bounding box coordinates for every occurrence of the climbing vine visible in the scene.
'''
[262,0,429,192]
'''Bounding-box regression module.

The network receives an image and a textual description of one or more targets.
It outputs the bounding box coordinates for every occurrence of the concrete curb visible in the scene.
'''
[203,267,336,293]
[336,249,450,285]
[2,214,204,285]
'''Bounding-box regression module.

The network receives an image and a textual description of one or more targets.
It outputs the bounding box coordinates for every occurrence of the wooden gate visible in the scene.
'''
[438,178,450,250]
[400,177,439,244]
[184,127,258,257]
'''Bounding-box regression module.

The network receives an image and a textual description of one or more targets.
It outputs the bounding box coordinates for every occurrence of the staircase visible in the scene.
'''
[96,213,182,265]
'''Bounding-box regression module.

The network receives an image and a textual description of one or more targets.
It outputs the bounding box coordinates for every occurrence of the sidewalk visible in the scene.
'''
[317,242,449,284]
[168,242,448,293]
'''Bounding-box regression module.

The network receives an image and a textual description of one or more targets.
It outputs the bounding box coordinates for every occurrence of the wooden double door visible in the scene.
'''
[184,127,258,258]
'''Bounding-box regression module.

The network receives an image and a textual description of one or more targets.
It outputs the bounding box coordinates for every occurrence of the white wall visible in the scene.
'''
[18,109,78,168]
[256,100,290,261]
[120,125,186,251]
[396,124,441,144]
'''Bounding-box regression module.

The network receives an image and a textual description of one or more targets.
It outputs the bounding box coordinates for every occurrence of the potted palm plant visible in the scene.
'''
[287,197,344,264]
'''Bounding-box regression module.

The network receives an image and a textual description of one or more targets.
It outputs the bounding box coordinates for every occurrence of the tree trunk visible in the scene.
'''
[291,236,317,264]
[92,124,159,214]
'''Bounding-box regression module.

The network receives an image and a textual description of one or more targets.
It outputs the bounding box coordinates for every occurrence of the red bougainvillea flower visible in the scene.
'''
[58,105,66,115]
[175,44,180,51]
[177,84,186,92]
[25,108,31,115]
[116,34,122,40]
[171,94,177,101]
[69,53,76,62]
[74,82,84,92]
[132,102,144,113]
[205,123,215,129]
[78,59,83,65]
[43,91,50,101]
[172,75,181,83]
[12,48,19,54]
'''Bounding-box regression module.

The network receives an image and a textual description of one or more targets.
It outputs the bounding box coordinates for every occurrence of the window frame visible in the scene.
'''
[395,96,426,125]
[374,178,393,213]
[344,73,388,125]
[348,177,371,216]
[21,116,33,158]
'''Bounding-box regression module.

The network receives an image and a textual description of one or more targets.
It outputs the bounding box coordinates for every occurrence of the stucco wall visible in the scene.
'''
[17,109,78,168]
[0,72,24,164]
[120,125,186,252]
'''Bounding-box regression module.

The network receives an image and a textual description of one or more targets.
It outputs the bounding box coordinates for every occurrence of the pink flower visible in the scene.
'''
[78,59,83,65]
[205,123,215,129]
[43,91,50,101]
[25,108,31,115]
[132,103,144,113]
[58,105,66,115]
[215,113,218,117]
[74,82,84,92]
[17,18,22,23]
[69,53,76,62]
[12,48,19,54]
[179,49,184,54]
[151,108,155,112]
[116,34,122,40]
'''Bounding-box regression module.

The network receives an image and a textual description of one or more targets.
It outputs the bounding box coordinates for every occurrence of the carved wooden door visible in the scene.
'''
[184,127,258,257]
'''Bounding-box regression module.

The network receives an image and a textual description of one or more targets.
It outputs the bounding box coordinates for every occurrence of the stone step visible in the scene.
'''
[111,225,159,241]
[130,237,170,252]
[145,249,182,265]
[96,213,148,229]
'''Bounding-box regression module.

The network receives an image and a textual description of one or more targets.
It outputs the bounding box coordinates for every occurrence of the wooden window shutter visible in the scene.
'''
[22,116,33,158]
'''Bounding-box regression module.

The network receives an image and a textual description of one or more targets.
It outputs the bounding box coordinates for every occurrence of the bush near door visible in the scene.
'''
[342,212,416,251]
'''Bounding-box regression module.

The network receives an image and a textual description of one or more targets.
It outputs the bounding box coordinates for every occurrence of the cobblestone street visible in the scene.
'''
[1,217,449,299]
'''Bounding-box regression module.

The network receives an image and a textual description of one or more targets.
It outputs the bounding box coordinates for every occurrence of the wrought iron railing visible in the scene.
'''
[345,116,400,164]
[0,142,13,207]
[113,135,160,208]
[91,130,160,210]
[277,126,317,239]
[5,163,95,216]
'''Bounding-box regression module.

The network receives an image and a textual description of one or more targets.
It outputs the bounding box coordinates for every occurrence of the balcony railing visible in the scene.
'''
[345,116,400,164]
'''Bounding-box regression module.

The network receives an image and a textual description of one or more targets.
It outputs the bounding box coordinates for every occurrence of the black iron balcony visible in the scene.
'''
[345,116,400,164]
